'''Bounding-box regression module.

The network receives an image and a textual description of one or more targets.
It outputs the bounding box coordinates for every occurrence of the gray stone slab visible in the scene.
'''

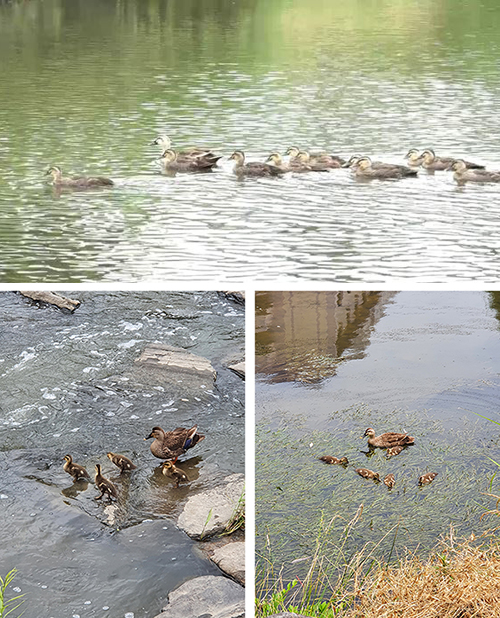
[19,291,81,312]
[211,541,245,585]
[154,575,244,618]
[228,361,245,380]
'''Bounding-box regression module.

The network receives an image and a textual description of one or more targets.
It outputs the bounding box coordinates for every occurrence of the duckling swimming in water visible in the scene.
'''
[286,146,345,168]
[319,456,348,465]
[404,149,425,167]
[451,160,500,184]
[421,149,484,171]
[266,152,316,173]
[151,135,217,160]
[158,149,221,173]
[94,464,118,501]
[229,151,285,178]
[162,461,189,487]
[355,157,418,179]
[107,452,137,472]
[385,446,404,459]
[46,166,114,189]
[418,472,438,486]
[63,454,90,481]
[384,473,395,489]
[355,468,380,481]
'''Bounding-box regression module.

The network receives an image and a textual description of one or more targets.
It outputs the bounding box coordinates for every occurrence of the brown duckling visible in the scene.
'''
[266,152,316,173]
[229,151,286,178]
[384,473,395,489]
[294,151,332,172]
[355,157,418,179]
[364,428,415,448]
[385,446,404,459]
[151,135,217,159]
[286,146,345,168]
[355,468,380,481]
[404,149,425,167]
[158,149,221,173]
[145,425,205,462]
[162,461,189,487]
[107,452,137,472]
[319,456,348,465]
[46,166,114,189]
[421,149,484,171]
[94,464,118,501]
[418,472,438,486]
[451,160,500,184]
[63,454,90,481]
[344,155,416,175]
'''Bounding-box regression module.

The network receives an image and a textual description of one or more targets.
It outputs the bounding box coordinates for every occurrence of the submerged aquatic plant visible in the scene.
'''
[0,569,24,618]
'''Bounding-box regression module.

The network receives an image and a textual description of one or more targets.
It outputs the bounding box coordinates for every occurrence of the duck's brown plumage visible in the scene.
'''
[63,455,90,481]
[452,160,500,184]
[355,157,418,179]
[384,473,395,489]
[385,446,404,459]
[286,146,345,168]
[229,151,285,178]
[421,149,484,171]
[107,452,137,472]
[319,456,348,465]
[162,461,189,487]
[355,468,380,481]
[145,425,205,461]
[94,464,118,500]
[418,472,438,486]
[158,149,221,173]
[47,166,113,189]
[364,428,415,448]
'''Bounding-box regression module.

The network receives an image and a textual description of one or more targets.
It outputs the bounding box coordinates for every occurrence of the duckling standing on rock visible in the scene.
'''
[107,452,137,472]
[63,455,90,481]
[355,468,380,482]
[384,473,395,489]
[46,167,114,189]
[158,149,221,173]
[418,472,438,486]
[228,151,286,178]
[94,464,118,501]
[364,428,415,449]
[162,461,189,487]
[319,456,348,465]
[145,425,205,462]
[451,160,500,184]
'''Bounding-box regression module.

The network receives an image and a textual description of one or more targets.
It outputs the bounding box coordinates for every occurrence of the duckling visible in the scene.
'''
[228,151,285,178]
[421,149,485,171]
[364,428,415,448]
[384,473,395,489]
[404,149,424,167]
[451,160,500,184]
[145,425,205,462]
[294,151,332,172]
[355,468,380,481]
[46,167,114,189]
[418,472,438,486]
[107,452,137,472]
[158,149,221,173]
[151,135,217,160]
[385,446,404,459]
[266,152,313,173]
[286,146,345,168]
[63,454,90,481]
[355,157,418,179]
[319,456,348,465]
[94,464,118,501]
[162,461,189,487]
[344,155,416,174]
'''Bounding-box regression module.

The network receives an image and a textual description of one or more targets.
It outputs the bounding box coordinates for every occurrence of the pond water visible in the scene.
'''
[256,291,500,596]
[0,291,244,618]
[2,0,500,282]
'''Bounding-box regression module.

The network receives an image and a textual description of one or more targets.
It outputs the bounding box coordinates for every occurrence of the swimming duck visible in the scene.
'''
[451,160,500,184]
[266,152,316,173]
[404,149,424,167]
[384,473,395,489]
[151,135,217,160]
[94,464,118,501]
[158,149,221,173]
[418,472,438,486]
[355,468,380,481]
[229,151,285,178]
[107,452,137,472]
[364,428,415,448]
[421,149,484,171]
[145,425,205,462]
[286,146,345,168]
[294,151,333,172]
[63,454,90,481]
[385,446,404,459]
[161,461,189,487]
[346,155,417,175]
[355,157,418,179]
[46,167,114,189]
[319,456,348,465]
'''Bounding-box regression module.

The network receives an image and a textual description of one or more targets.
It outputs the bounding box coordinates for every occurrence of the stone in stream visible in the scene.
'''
[228,361,245,380]
[153,575,244,618]
[220,291,245,305]
[210,541,245,585]
[177,474,244,540]
[18,291,81,312]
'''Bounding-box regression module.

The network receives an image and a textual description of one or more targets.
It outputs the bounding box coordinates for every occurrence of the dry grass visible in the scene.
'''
[343,532,500,618]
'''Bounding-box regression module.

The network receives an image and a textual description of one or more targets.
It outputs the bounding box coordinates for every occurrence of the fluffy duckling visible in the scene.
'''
[386,446,404,459]
[364,428,415,448]
[266,152,315,173]
[162,461,189,487]
[355,157,418,179]
[404,149,424,167]
[107,452,137,472]
[63,454,90,481]
[158,149,221,173]
[94,464,118,501]
[421,149,484,171]
[294,151,332,172]
[451,160,500,184]
[384,473,395,489]
[151,135,216,159]
[418,472,438,486]
[229,151,285,178]
[319,456,348,465]
[46,167,113,188]
[355,468,380,481]
[145,425,205,462]
[286,146,345,168]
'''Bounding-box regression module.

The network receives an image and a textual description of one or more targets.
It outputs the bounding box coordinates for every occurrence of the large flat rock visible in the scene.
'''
[177,474,244,540]
[153,575,244,618]
[211,542,245,585]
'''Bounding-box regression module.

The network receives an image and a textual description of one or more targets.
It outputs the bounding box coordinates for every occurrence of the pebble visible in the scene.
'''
[124,613,134,618]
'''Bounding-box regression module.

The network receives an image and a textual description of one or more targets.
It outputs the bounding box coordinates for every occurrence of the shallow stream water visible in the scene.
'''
[0,291,244,618]
[2,0,500,281]
[256,291,500,594]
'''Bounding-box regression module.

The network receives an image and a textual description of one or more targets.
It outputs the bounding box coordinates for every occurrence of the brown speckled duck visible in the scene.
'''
[451,160,500,184]
[151,135,217,160]
[63,454,90,481]
[355,157,418,179]
[384,473,395,489]
[418,472,438,486]
[319,456,348,465]
[229,151,286,178]
[162,461,189,487]
[364,428,415,449]
[145,425,205,462]
[107,452,137,472]
[286,146,345,168]
[158,149,221,173]
[421,149,484,171]
[355,468,380,481]
[46,167,114,189]
[94,464,118,501]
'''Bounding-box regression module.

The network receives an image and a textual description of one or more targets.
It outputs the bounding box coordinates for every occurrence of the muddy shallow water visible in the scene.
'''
[256,291,500,594]
[0,291,244,618]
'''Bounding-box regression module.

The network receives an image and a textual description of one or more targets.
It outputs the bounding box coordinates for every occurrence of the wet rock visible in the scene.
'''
[220,291,245,305]
[19,291,81,312]
[228,362,245,380]
[210,542,245,585]
[153,575,244,618]
[177,474,244,540]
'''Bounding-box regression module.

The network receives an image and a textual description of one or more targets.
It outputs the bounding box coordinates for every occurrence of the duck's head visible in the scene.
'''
[405,149,421,160]
[106,452,114,460]
[46,166,62,179]
[145,426,164,440]
[159,149,177,163]
[373,472,381,481]
[451,159,467,173]
[151,135,171,149]
[63,454,73,463]
[296,151,310,164]
[363,428,375,438]
[95,463,102,474]
[285,146,300,158]
[266,153,283,166]
[343,155,361,168]
[357,157,372,171]
[228,151,245,165]
[162,461,174,471]
[421,149,435,162]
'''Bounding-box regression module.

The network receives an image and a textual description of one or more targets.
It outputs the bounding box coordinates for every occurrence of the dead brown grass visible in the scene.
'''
[343,533,500,618]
